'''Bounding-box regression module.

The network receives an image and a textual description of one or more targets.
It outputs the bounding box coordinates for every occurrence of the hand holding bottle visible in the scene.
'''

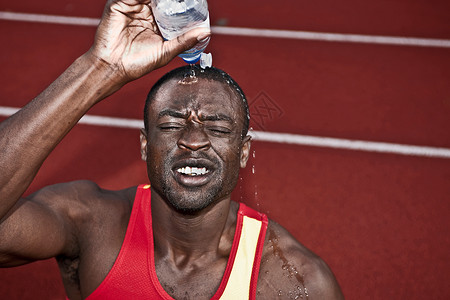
[150,0,211,64]
[88,0,211,83]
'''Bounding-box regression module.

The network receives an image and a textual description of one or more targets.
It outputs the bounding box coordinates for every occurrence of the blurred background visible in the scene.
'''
[0,0,449,299]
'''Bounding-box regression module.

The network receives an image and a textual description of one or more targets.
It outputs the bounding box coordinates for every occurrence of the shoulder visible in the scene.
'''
[30,181,137,252]
[0,181,137,266]
[257,220,344,299]
[30,180,104,200]
[29,180,117,218]
[30,180,135,210]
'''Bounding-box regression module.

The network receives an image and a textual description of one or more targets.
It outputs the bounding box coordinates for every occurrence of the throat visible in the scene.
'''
[155,249,229,300]
[150,191,238,253]
[150,200,240,299]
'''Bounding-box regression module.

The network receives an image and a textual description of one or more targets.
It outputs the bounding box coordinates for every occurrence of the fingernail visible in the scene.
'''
[197,31,211,42]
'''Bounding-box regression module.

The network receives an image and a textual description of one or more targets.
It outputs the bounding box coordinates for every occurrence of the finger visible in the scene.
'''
[109,0,151,6]
[162,27,211,60]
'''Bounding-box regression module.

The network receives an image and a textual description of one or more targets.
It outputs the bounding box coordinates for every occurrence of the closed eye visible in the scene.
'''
[207,126,232,135]
[158,123,184,131]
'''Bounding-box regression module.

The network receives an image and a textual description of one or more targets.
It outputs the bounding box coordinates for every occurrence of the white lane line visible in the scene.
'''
[249,131,450,158]
[1,11,450,48]
[212,26,450,48]
[0,11,100,26]
[80,114,143,129]
[1,106,450,159]
[0,106,142,129]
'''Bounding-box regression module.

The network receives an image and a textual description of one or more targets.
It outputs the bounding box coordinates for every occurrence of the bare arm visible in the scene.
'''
[0,0,209,263]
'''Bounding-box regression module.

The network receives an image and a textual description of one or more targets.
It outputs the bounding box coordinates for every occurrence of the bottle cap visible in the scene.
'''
[200,53,212,69]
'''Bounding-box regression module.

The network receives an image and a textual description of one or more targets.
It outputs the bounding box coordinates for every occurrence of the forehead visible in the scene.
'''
[148,77,244,117]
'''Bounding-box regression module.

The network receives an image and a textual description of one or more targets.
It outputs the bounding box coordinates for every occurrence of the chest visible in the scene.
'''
[154,255,229,299]
[59,189,266,299]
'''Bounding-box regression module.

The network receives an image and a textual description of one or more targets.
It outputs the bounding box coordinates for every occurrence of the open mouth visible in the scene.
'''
[172,159,216,187]
[176,166,210,176]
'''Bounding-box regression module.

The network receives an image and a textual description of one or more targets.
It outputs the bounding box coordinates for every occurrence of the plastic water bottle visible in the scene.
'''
[151,0,211,64]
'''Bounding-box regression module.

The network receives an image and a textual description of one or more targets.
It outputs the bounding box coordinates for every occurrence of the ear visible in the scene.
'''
[239,135,252,168]
[140,128,148,161]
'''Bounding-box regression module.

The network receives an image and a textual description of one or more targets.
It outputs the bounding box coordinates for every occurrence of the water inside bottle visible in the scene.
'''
[152,0,209,40]
[151,0,210,63]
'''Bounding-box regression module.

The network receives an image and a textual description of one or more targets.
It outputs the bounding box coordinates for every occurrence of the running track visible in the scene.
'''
[0,0,450,299]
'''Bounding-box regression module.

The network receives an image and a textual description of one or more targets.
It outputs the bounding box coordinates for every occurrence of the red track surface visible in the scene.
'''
[1,1,450,299]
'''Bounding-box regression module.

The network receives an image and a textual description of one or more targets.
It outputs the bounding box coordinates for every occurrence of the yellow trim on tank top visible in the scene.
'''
[220,216,262,299]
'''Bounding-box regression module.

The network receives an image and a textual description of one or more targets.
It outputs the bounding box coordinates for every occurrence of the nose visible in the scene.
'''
[177,124,211,151]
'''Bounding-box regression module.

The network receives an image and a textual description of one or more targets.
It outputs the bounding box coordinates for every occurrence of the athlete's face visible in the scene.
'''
[141,77,251,214]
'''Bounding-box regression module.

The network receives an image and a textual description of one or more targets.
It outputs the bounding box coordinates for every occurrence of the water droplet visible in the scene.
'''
[178,64,198,85]
[251,148,260,209]
[239,175,243,202]
[278,290,283,296]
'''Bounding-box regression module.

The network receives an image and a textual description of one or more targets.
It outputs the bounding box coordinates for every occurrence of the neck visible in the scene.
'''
[150,188,238,261]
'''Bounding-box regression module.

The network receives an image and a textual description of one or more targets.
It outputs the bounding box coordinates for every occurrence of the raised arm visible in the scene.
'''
[0,0,209,265]
[0,0,210,220]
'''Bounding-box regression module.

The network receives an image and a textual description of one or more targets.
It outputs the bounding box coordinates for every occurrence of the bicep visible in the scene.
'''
[0,190,73,267]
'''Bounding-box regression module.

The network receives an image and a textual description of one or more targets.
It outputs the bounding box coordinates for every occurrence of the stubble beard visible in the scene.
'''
[159,158,226,215]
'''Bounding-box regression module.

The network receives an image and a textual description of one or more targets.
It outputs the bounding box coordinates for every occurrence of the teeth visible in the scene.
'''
[177,166,209,176]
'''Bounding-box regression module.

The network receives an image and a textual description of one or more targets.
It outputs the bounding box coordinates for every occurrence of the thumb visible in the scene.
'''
[162,27,211,59]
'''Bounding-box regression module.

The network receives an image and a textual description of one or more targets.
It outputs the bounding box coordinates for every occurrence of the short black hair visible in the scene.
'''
[144,65,250,137]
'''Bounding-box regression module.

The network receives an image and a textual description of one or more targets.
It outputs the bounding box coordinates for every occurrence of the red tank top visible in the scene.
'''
[85,184,268,300]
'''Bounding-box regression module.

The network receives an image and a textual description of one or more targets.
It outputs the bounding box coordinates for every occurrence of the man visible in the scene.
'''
[0,0,344,299]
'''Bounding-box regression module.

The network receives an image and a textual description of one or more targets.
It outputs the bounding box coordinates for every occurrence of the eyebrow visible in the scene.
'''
[158,109,234,123]
[199,113,234,123]
[158,109,189,119]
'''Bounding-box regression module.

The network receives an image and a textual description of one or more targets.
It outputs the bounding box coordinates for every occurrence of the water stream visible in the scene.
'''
[178,64,198,85]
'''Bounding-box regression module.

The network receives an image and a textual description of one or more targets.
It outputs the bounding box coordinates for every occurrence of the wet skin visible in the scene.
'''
[139,77,345,299]
[138,76,253,298]
[141,77,251,214]
[0,73,343,299]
